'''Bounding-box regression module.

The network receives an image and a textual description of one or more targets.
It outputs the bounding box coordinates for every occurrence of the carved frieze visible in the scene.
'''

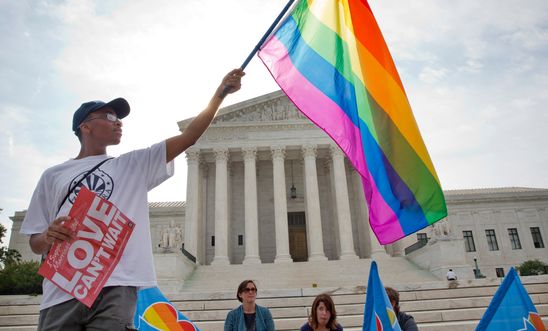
[213,97,306,124]
[203,128,247,142]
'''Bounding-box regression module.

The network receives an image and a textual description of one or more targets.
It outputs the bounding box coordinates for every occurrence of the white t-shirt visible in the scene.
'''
[21,141,173,310]
[446,270,457,280]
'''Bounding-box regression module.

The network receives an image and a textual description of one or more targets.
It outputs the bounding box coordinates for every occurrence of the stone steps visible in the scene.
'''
[1,277,547,330]
[180,258,439,292]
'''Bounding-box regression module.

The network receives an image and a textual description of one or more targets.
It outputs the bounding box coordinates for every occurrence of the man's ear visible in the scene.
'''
[79,123,91,134]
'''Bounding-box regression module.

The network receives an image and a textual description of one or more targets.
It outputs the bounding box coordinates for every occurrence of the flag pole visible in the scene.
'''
[220,0,296,97]
[239,0,295,70]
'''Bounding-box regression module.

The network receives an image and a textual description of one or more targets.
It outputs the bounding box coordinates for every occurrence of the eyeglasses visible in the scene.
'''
[242,287,257,293]
[82,112,119,124]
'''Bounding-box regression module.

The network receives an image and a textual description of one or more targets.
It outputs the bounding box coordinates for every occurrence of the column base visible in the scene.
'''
[242,256,262,265]
[308,254,328,262]
[339,253,359,260]
[211,256,230,265]
[274,255,293,263]
[370,250,389,260]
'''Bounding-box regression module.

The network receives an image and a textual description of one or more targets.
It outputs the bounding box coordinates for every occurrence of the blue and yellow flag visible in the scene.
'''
[476,267,546,331]
[134,287,200,331]
[362,261,402,331]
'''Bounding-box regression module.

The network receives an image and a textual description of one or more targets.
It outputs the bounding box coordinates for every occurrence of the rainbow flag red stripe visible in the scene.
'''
[258,0,447,244]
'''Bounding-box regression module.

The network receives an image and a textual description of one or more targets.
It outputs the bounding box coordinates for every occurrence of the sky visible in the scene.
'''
[1,0,547,246]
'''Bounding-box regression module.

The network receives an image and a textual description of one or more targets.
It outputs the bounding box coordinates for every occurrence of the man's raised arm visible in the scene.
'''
[165,69,245,162]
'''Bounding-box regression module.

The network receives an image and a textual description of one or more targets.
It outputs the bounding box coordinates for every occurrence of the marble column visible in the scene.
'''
[242,147,261,264]
[271,146,293,263]
[302,144,327,261]
[353,169,388,259]
[197,161,208,264]
[184,149,200,262]
[367,215,388,259]
[211,148,230,265]
[351,169,368,257]
[390,241,404,257]
[330,146,358,260]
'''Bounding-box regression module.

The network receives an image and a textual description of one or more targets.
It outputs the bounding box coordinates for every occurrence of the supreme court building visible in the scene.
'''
[179,90,379,266]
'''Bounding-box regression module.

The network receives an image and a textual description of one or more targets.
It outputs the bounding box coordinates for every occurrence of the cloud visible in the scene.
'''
[419,66,448,84]
[0,105,77,247]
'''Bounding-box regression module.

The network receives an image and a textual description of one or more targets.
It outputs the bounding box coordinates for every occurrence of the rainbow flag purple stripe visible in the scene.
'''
[258,0,447,244]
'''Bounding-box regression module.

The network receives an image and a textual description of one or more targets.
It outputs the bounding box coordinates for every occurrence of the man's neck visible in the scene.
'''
[75,145,107,159]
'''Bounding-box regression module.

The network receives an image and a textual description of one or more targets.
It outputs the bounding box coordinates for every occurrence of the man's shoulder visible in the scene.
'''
[397,311,415,322]
[40,158,82,177]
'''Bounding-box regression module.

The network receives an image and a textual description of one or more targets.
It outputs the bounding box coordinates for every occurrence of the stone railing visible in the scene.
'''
[404,239,428,255]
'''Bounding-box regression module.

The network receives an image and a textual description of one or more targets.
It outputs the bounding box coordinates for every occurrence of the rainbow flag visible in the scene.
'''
[258,0,447,244]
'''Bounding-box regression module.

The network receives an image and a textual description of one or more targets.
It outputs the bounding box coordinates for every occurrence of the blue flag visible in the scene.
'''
[362,261,402,331]
[476,267,546,331]
[134,286,200,331]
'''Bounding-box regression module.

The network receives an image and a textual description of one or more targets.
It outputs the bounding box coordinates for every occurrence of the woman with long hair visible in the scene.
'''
[301,294,343,331]
[224,280,275,331]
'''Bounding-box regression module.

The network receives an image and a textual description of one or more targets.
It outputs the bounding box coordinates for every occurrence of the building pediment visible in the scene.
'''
[212,91,307,124]
[178,90,308,130]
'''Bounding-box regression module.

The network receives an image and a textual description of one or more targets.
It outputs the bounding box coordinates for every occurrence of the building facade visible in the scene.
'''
[178,90,384,266]
[423,188,548,278]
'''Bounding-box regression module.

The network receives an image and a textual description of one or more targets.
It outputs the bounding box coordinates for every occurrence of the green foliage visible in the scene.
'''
[0,223,22,267]
[0,223,5,242]
[516,259,548,276]
[0,247,22,267]
[0,223,42,295]
[0,261,43,295]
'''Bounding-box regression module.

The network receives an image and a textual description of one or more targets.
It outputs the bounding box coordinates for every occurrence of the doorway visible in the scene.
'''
[288,212,308,262]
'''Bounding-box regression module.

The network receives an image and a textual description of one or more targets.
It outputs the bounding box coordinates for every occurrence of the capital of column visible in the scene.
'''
[329,145,345,159]
[302,144,317,158]
[186,149,200,164]
[271,145,286,160]
[242,146,258,161]
[213,148,229,162]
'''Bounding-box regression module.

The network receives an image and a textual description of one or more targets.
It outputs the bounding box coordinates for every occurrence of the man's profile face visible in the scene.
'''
[81,107,123,145]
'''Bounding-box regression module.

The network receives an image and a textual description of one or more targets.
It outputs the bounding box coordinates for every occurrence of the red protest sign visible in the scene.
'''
[39,187,135,307]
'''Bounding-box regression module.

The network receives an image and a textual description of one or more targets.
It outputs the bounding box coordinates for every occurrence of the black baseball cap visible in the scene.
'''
[72,97,130,132]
